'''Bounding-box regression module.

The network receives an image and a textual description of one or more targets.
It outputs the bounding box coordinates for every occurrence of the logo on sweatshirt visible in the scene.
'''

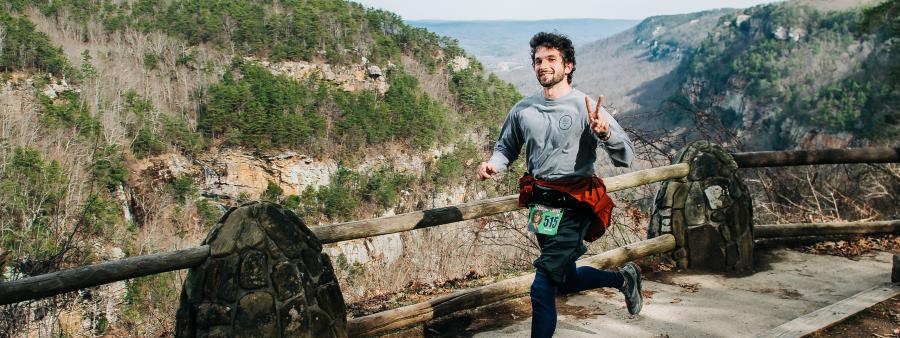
[559,115,573,130]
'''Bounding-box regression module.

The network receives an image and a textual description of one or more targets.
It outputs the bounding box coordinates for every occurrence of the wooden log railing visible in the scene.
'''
[314,162,690,243]
[0,146,897,311]
[732,147,899,168]
[755,220,900,238]
[0,246,209,305]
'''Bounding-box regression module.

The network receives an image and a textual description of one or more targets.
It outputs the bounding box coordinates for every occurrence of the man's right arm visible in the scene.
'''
[478,108,523,180]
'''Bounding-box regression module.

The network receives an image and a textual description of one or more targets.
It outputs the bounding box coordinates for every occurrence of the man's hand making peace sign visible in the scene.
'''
[584,95,611,141]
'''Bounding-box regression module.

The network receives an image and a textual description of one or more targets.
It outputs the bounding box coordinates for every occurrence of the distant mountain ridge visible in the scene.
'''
[408,19,638,73]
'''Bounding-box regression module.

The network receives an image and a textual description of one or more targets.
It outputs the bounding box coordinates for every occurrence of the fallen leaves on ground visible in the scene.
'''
[677,282,701,293]
[655,261,676,272]
[557,302,607,318]
[794,234,899,258]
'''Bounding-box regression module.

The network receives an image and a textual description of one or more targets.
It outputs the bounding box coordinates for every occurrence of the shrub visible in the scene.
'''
[362,168,413,208]
[261,180,284,202]
[167,175,197,203]
[131,127,165,158]
[161,115,206,155]
[143,52,159,69]
[91,145,128,190]
[80,194,122,236]
[195,200,223,227]
[318,168,359,220]
[429,142,479,189]
[38,91,103,138]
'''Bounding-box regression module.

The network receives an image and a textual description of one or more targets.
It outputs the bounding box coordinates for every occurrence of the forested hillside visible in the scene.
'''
[6,0,521,154]
[0,1,523,336]
[659,0,899,149]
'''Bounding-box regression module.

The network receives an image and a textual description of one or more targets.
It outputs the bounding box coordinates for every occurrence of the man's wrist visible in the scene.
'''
[596,130,611,141]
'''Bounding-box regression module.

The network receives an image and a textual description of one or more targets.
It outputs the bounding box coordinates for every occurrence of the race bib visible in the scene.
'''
[528,204,564,236]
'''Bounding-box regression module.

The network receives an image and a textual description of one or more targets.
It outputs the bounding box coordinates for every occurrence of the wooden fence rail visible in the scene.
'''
[732,147,899,168]
[0,246,209,305]
[313,163,690,244]
[755,220,900,238]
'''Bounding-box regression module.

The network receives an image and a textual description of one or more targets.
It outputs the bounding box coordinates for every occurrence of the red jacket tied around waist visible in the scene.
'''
[518,174,615,242]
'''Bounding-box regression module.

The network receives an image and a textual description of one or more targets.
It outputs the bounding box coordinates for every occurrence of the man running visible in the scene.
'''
[476,32,641,337]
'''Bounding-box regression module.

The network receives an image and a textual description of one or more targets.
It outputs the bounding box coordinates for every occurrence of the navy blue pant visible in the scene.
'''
[529,204,623,337]
[530,264,623,337]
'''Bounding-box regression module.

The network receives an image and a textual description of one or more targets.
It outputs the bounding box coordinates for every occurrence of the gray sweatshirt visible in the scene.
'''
[487,88,634,180]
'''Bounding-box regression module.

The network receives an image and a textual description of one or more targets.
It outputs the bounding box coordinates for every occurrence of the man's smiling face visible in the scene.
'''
[533,46,572,88]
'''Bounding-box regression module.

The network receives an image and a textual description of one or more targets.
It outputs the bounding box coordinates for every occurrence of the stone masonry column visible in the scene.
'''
[176,202,347,337]
[648,141,754,271]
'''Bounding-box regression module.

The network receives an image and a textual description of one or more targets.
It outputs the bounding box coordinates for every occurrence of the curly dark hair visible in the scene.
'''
[529,32,576,84]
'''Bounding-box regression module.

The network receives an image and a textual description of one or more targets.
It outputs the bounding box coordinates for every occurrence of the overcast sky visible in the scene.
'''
[351,0,784,21]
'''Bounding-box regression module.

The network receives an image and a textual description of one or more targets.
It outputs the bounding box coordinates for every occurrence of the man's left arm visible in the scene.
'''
[594,106,635,168]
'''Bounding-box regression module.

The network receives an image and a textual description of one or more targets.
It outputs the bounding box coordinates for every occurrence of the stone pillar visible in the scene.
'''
[648,141,754,271]
[176,202,347,338]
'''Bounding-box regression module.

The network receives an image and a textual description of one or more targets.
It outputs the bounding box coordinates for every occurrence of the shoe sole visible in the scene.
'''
[625,263,642,315]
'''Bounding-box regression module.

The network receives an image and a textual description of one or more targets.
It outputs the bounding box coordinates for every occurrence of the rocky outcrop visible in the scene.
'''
[250,57,390,94]
[1,74,38,119]
[198,150,336,198]
[772,26,807,41]
[196,144,446,201]
[176,202,347,337]
[41,75,79,99]
[449,56,470,72]
[779,118,854,150]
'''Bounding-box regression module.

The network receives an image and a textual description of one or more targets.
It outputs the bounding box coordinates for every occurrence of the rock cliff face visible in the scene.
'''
[184,139,467,203]
[198,150,337,198]
[249,57,390,94]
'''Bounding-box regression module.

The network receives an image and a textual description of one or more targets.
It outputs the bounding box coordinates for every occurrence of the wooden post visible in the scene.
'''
[758,284,900,338]
[347,234,676,337]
